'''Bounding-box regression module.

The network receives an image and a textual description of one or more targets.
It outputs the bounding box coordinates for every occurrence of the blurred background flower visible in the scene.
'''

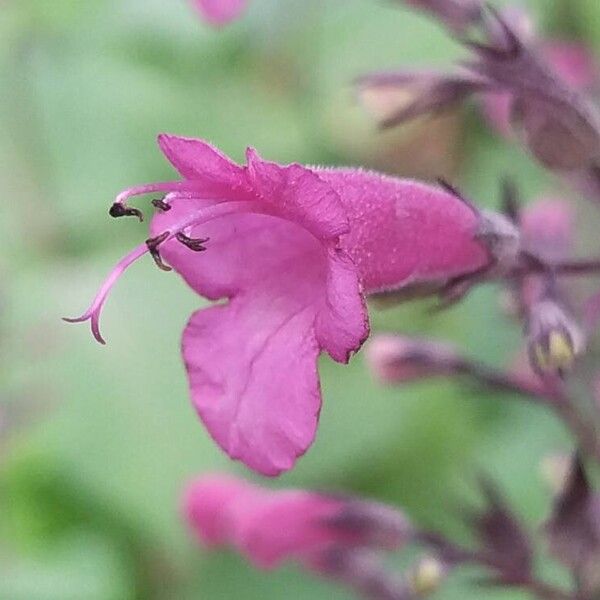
[2,0,600,598]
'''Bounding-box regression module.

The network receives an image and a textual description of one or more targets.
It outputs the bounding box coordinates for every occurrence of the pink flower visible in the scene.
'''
[191,0,248,26]
[66,134,488,475]
[182,474,411,569]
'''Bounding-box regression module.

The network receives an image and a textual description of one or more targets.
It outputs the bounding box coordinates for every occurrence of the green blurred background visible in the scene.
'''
[1,0,599,598]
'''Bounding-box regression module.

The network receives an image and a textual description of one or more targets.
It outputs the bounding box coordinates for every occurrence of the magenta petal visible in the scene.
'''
[234,491,341,568]
[182,475,261,546]
[315,248,369,363]
[318,170,488,293]
[157,134,245,189]
[182,296,322,476]
[191,0,248,26]
[245,148,349,241]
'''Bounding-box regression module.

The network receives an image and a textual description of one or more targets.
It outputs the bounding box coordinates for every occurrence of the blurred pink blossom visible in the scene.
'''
[191,0,248,26]
[183,474,411,569]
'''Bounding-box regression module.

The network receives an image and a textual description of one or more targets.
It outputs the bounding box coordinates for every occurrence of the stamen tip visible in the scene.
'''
[109,202,144,222]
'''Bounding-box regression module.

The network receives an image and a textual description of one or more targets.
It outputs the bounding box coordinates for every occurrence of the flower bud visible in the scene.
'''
[356,70,480,129]
[540,453,571,494]
[366,335,463,384]
[526,299,584,376]
[466,12,600,172]
[512,97,600,171]
[408,556,447,596]
[323,500,413,550]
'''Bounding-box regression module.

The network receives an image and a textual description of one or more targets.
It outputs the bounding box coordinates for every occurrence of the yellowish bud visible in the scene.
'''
[526,300,584,377]
[410,556,446,597]
[533,330,576,374]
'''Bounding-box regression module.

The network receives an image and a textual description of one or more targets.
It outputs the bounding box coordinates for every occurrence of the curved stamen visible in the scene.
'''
[65,199,270,344]
[63,243,149,344]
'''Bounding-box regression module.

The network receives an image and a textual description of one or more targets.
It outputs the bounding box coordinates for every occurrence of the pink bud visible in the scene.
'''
[366,335,463,384]
[183,475,411,570]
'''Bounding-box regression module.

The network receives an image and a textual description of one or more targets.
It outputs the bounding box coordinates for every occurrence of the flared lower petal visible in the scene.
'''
[182,294,322,476]
[315,248,369,363]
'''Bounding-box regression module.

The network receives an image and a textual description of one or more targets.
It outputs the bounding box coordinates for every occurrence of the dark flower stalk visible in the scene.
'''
[367,333,600,465]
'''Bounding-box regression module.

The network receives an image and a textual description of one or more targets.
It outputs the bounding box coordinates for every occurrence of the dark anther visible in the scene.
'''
[151,198,172,212]
[176,232,209,252]
[145,231,172,272]
[109,202,144,222]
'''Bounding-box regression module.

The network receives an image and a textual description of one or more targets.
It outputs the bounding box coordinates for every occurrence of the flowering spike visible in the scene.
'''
[361,6,600,174]
[145,232,172,272]
[108,202,144,222]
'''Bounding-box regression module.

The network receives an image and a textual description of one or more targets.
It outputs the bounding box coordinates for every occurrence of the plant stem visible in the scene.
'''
[459,362,600,466]
[511,258,600,278]
[416,532,576,600]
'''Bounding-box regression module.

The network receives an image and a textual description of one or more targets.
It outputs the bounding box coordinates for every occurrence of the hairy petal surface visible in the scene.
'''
[318,169,489,293]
